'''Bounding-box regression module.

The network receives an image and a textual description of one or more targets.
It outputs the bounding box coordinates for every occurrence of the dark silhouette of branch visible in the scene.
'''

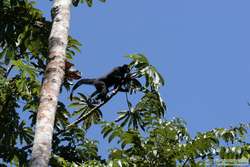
[182,157,190,167]
[5,65,14,78]
[55,86,121,137]
[21,144,33,150]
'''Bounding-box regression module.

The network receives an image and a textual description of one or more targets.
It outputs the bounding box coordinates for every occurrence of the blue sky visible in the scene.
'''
[37,0,250,158]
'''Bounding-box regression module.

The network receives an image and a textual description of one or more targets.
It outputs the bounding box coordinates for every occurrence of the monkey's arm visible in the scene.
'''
[92,80,109,101]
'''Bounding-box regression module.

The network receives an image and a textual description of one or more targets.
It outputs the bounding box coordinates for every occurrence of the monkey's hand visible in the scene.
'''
[104,94,110,100]
[87,98,99,105]
[118,87,129,92]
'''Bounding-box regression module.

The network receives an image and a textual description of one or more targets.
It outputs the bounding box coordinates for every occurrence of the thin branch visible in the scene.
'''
[67,102,103,128]
[69,87,120,126]
[5,65,14,78]
[125,92,131,111]
[21,144,33,151]
[182,157,190,167]
[55,86,121,136]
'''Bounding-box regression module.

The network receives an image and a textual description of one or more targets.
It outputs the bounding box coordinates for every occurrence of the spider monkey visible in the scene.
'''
[70,64,130,102]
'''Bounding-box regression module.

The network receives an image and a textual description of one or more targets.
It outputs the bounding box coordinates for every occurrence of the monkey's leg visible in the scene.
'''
[113,79,129,92]
[94,80,108,101]
[86,90,99,105]
[85,81,106,104]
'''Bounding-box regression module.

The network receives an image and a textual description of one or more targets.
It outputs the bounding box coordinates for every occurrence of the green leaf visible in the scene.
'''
[127,53,149,64]
[115,111,129,123]
[86,0,93,7]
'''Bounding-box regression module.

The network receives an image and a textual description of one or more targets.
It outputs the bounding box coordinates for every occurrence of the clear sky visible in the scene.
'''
[37,0,250,158]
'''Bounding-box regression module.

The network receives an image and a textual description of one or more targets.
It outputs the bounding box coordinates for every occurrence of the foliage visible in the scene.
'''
[98,119,250,166]
[0,0,81,166]
[51,127,102,165]
[69,93,103,130]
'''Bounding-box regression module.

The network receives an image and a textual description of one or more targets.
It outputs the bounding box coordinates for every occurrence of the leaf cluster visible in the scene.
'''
[97,119,250,166]
[0,0,82,166]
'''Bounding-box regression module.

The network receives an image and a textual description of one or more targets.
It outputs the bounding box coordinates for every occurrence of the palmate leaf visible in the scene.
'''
[101,121,142,149]
[115,110,129,123]
[139,65,164,90]
[116,110,144,131]
[101,122,115,138]
[69,92,102,129]
[136,91,166,117]
[81,109,102,129]
[127,53,149,64]
[54,101,71,132]
[101,122,124,143]
[127,54,164,91]
[115,92,166,130]
[128,108,145,130]
[115,108,145,131]
[126,78,144,94]
[69,93,90,117]
[19,126,33,145]
[119,114,130,128]
[120,130,141,149]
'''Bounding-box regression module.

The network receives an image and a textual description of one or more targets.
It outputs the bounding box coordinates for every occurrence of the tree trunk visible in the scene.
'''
[30,0,72,166]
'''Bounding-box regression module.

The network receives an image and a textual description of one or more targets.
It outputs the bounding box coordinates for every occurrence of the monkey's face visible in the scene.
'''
[122,64,130,73]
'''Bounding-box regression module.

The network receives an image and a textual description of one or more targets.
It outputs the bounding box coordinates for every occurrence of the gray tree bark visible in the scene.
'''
[30,0,72,166]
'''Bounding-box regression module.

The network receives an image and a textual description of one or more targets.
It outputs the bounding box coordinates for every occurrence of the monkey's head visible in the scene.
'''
[121,64,130,74]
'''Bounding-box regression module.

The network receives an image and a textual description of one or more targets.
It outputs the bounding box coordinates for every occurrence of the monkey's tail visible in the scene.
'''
[77,79,95,84]
[70,78,95,100]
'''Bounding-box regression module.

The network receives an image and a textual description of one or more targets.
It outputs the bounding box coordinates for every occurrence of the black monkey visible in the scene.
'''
[70,64,130,102]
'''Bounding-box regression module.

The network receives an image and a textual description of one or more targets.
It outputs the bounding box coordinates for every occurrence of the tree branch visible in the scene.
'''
[21,144,33,151]
[55,86,121,136]
[182,157,190,167]
[5,65,14,78]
